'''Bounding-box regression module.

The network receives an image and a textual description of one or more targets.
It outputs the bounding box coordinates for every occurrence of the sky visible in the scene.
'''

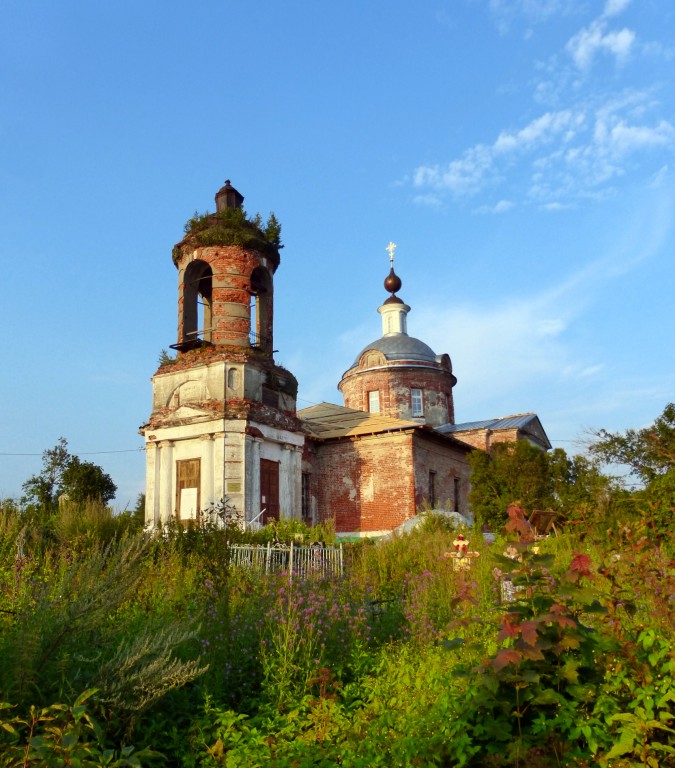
[1,0,673,507]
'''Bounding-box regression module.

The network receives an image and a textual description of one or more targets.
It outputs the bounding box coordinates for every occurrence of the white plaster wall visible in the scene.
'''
[244,366,263,401]
[144,412,306,528]
[152,360,266,411]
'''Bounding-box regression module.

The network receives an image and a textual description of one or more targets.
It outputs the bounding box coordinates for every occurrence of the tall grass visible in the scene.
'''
[0,498,673,766]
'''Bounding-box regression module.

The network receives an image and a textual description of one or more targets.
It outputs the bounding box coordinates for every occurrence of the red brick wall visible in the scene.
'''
[311,432,417,533]
[339,364,455,427]
[451,428,521,451]
[176,245,275,349]
[412,433,471,515]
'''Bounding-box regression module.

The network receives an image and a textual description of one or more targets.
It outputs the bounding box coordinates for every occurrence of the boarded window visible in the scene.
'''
[260,459,280,525]
[454,477,460,513]
[176,458,201,524]
[429,470,437,508]
[262,386,279,408]
[301,473,311,521]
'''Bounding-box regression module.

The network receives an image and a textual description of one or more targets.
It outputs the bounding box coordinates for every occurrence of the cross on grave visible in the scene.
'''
[443,534,481,572]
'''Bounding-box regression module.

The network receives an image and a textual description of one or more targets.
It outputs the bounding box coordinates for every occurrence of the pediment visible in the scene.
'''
[172,404,213,420]
[358,350,386,369]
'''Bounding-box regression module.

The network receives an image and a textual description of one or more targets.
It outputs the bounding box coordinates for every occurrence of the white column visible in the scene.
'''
[280,443,302,520]
[145,442,159,528]
[245,436,263,526]
[212,431,226,502]
[201,434,214,510]
[158,440,174,524]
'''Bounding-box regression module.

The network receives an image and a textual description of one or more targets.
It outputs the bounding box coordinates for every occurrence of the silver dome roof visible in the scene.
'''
[349,335,438,368]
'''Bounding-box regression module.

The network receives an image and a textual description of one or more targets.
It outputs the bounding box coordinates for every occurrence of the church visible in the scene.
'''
[140,181,550,536]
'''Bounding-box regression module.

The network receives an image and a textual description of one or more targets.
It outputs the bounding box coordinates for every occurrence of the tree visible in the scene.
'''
[61,456,117,504]
[589,404,675,537]
[264,212,282,248]
[22,438,117,510]
[589,403,675,484]
[468,440,553,529]
[21,437,71,509]
[468,441,614,530]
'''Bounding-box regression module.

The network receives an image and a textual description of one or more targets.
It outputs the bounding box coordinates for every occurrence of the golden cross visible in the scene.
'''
[386,241,397,266]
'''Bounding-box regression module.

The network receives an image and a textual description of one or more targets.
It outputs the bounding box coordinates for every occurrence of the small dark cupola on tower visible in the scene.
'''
[215,179,244,212]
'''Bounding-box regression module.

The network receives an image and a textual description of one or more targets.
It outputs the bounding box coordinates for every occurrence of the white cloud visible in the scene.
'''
[494,199,515,212]
[649,164,669,188]
[603,0,631,19]
[540,201,574,211]
[567,20,635,69]
[577,364,604,378]
[494,110,582,153]
[606,120,675,154]
[414,144,494,195]
[413,89,674,206]
[412,193,443,209]
[474,199,515,214]
[414,110,581,197]
[412,0,672,208]
[488,0,568,34]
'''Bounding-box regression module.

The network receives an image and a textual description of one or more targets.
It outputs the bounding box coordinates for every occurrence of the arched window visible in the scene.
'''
[181,260,213,346]
[249,267,272,351]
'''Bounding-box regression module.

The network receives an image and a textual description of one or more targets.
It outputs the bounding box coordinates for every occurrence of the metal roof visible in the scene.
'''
[299,402,421,440]
[348,334,438,369]
[438,415,537,433]
[438,413,551,450]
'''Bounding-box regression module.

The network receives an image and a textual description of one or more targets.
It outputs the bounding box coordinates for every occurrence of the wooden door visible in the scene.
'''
[176,458,201,524]
[260,459,279,524]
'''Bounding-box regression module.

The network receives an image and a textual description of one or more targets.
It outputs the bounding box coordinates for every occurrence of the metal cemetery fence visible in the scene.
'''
[228,542,344,578]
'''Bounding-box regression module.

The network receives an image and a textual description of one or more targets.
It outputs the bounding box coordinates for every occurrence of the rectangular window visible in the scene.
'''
[176,458,201,524]
[454,477,460,513]
[429,470,437,508]
[368,390,380,413]
[301,473,311,521]
[411,388,423,417]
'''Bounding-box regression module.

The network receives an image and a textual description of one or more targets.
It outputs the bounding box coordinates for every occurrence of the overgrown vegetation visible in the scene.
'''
[0,406,672,766]
[21,437,117,515]
[172,207,283,266]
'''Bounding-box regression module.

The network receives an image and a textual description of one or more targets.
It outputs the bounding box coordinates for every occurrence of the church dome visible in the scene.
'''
[349,334,437,369]
[338,244,457,427]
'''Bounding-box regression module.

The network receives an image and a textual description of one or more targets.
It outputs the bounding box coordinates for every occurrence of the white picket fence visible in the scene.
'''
[228,542,344,578]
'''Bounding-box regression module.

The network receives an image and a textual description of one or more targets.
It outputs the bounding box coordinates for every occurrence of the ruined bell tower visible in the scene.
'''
[141,181,303,527]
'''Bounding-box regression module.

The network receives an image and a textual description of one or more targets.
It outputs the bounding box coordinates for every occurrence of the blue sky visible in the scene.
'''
[1,0,673,507]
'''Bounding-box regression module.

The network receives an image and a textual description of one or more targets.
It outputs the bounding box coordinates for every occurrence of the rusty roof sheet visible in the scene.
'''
[438,413,551,449]
[438,414,539,433]
[299,402,420,440]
